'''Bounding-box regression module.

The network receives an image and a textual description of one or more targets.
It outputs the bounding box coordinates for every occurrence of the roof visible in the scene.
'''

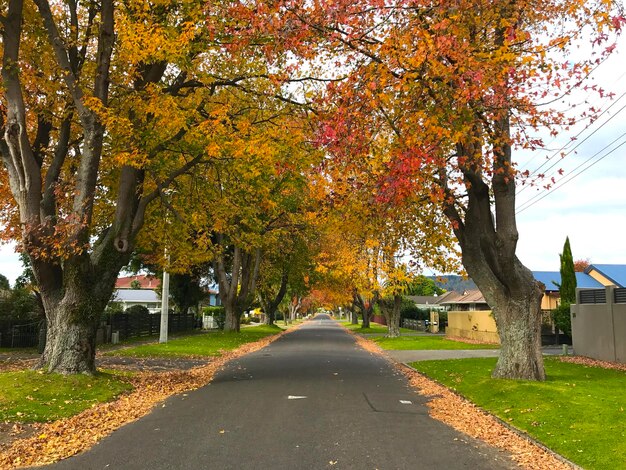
[585,264,626,287]
[116,275,160,289]
[532,271,603,292]
[112,289,160,303]
[440,289,488,305]
[406,295,441,305]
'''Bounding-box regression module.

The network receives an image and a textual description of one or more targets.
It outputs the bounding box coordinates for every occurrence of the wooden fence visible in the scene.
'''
[109,312,198,341]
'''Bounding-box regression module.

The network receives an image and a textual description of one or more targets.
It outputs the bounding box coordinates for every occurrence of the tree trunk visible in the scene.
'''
[39,300,99,374]
[34,247,124,374]
[224,311,240,332]
[350,300,359,324]
[264,310,275,326]
[223,300,240,332]
[361,307,371,328]
[214,242,261,333]
[440,96,547,380]
[490,282,544,379]
[386,294,402,338]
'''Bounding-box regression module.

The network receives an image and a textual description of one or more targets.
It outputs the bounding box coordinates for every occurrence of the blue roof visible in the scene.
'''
[585,264,626,288]
[532,271,603,292]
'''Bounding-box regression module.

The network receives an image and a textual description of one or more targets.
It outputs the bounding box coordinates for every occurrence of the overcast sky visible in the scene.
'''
[2,28,625,286]
[515,32,626,271]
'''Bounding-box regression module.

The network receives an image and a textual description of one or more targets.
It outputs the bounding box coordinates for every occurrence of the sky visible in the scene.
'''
[514,32,626,272]
[2,23,626,286]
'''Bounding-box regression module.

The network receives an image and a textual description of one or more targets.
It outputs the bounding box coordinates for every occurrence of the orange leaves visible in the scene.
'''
[0,332,287,468]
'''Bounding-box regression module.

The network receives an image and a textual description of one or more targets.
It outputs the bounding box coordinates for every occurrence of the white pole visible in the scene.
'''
[159,251,170,343]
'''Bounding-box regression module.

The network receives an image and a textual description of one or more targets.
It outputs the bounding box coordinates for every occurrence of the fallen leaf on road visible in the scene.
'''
[0,328,301,469]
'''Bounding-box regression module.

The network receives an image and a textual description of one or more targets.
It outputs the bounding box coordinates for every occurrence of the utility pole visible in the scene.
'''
[160,249,170,343]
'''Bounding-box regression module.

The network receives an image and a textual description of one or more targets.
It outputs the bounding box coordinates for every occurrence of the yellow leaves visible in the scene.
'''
[112,150,148,169]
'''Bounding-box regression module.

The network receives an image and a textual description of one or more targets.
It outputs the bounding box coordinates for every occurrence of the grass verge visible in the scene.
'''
[0,371,132,423]
[339,321,413,334]
[374,335,500,350]
[410,357,626,469]
[107,324,283,358]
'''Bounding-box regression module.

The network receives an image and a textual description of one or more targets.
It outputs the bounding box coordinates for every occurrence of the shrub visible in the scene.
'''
[552,303,572,337]
[125,305,149,316]
[400,305,429,320]
[0,287,41,322]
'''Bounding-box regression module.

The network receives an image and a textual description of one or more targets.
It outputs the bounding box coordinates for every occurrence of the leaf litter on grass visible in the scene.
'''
[349,331,574,470]
[0,326,296,468]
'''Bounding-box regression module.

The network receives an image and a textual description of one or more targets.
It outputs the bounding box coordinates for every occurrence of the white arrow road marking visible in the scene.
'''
[399,400,412,405]
[288,395,308,400]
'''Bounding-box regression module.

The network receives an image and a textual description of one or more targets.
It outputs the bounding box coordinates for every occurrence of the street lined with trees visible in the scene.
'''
[1,0,623,380]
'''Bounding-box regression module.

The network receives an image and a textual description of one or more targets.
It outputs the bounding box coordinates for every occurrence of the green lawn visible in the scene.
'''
[374,335,500,350]
[108,324,282,358]
[411,357,626,469]
[0,370,132,423]
[339,321,414,334]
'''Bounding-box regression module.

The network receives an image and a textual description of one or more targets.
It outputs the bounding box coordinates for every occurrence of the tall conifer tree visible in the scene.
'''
[560,237,577,305]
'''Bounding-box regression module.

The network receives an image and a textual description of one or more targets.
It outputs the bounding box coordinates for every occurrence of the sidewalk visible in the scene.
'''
[385,345,572,363]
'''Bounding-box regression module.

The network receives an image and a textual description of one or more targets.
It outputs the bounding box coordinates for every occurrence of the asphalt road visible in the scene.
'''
[48,315,516,470]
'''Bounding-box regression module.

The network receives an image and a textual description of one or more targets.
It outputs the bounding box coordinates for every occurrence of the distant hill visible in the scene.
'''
[429,275,477,293]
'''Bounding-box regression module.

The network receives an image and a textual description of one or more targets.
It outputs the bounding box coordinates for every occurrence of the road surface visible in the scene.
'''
[48,315,515,470]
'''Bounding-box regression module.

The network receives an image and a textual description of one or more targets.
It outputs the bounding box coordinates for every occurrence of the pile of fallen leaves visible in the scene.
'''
[0,328,293,469]
[558,355,626,372]
[0,358,38,373]
[348,332,574,470]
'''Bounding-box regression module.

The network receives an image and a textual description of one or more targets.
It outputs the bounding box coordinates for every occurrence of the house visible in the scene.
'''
[532,271,603,311]
[439,289,490,311]
[584,264,626,287]
[115,274,160,289]
[110,288,161,314]
[442,290,497,343]
[406,292,455,311]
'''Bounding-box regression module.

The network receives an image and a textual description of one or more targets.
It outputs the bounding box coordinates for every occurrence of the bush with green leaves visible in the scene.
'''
[400,304,429,320]
[552,303,572,337]
[125,305,150,316]
[0,287,41,322]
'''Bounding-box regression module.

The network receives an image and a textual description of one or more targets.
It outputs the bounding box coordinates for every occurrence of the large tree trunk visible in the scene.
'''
[442,112,546,380]
[39,293,100,374]
[386,294,402,338]
[214,242,262,333]
[491,286,544,379]
[34,241,129,373]
[259,269,289,326]
[223,302,241,332]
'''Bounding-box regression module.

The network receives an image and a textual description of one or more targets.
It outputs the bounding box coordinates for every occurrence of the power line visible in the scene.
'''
[516,132,626,214]
[518,91,626,196]
[520,66,626,176]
